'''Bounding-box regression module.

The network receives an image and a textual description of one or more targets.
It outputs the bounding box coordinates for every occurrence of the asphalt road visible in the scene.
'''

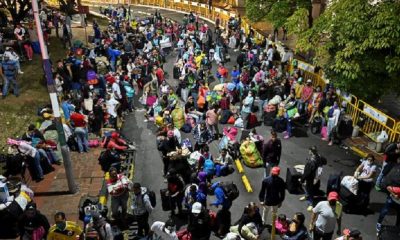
[115,6,394,239]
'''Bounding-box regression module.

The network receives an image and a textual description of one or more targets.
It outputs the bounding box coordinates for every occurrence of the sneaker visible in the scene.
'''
[18,71,24,74]
[376,223,382,233]
[307,206,313,212]
[284,135,290,139]
[299,196,306,201]
[375,185,382,191]
[144,119,148,122]
[328,141,333,146]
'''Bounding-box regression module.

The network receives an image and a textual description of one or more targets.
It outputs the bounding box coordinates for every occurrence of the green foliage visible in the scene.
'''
[0,0,31,24]
[266,0,291,29]
[294,0,400,101]
[245,0,272,22]
[286,8,309,36]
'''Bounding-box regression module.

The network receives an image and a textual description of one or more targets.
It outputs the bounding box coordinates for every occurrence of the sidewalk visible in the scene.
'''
[29,148,104,224]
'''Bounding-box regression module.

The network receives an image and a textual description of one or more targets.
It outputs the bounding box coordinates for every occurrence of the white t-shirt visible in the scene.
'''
[112,82,122,100]
[359,160,377,182]
[150,221,178,240]
[313,201,337,234]
[106,98,119,118]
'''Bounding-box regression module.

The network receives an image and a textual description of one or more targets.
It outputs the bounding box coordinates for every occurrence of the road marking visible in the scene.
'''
[235,159,244,173]
[242,175,253,193]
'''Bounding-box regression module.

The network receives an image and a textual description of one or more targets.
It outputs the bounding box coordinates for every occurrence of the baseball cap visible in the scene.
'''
[271,167,280,176]
[343,229,361,238]
[192,202,202,214]
[307,79,312,83]
[111,132,120,139]
[328,191,339,201]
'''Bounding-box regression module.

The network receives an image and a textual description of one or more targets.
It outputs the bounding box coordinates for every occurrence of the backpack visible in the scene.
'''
[328,107,335,118]
[203,158,215,176]
[142,187,157,208]
[221,182,239,201]
[181,123,192,133]
[78,195,100,221]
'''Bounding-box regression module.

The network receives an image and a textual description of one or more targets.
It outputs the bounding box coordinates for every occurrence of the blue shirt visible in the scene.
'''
[211,184,231,209]
[1,60,17,78]
[62,101,75,120]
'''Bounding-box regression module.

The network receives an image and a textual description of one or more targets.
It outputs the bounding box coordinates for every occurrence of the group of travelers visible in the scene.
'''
[1,2,400,240]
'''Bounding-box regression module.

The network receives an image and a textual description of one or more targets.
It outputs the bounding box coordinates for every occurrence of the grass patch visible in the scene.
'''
[0,13,105,152]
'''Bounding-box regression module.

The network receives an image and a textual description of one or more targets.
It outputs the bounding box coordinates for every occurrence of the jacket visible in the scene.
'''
[131,191,153,216]
[187,210,211,239]
[211,184,232,210]
[261,139,282,165]
[259,175,286,206]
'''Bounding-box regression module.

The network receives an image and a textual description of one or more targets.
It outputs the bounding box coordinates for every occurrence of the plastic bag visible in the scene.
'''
[377,130,388,143]
[341,176,359,195]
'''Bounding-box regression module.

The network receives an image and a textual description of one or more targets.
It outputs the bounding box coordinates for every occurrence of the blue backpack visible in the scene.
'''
[203,158,215,176]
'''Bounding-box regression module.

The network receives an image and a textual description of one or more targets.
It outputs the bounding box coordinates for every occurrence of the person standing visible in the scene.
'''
[206,104,220,139]
[70,109,89,153]
[241,91,254,129]
[259,167,286,226]
[131,183,153,237]
[300,146,324,212]
[309,192,342,240]
[106,167,131,224]
[47,212,83,240]
[188,202,211,240]
[1,55,19,99]
[261,130,282,177]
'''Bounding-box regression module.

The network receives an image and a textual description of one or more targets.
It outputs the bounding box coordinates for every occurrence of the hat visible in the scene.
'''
[328,191,339,201]
[343,229,361,238]
[307,79,312,83]
[192,202,202,214]
[111,132,120,139]
[271,167,280,176]
[43,113,53,119]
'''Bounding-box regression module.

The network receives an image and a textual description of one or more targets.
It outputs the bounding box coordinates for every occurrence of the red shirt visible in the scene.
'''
[70,112,86,127]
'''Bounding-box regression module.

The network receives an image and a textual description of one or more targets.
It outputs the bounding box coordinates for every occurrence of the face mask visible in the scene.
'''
[56,222,66,230]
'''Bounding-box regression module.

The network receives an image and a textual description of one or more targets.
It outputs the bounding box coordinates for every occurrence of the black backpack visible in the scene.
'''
[221,182,239,201]
[143,188,157,208]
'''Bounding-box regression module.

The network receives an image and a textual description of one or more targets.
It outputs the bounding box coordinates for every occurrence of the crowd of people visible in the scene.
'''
[1,2,400,240]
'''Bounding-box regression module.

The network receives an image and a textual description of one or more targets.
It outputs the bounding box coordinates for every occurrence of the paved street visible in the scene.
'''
[115,5,394,239]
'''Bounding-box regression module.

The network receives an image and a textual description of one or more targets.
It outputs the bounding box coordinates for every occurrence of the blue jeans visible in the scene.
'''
[74,127,89,152]
[33,151,44,179]
[2,76,19,97]
[110,60,116,72]
[378,196,400,226]
[376,161,387,188]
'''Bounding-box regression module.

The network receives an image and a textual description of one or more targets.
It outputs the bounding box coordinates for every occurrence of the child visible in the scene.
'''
[275,214,289,235]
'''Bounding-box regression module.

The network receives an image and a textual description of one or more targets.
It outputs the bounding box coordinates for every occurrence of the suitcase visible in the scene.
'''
[378,225,400,240]
[326,173,341,194]
[263,110,277,126]
[286,167,304,194]
[173,66,181,79]
[337,115,353,138]
[160,188,171,211]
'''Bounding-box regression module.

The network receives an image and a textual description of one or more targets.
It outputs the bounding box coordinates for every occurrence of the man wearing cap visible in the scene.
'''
[18,202,50,240]
[258,166,286,226]
[309,191,342,240]
[262,130,282,178]
[188,202,211,240]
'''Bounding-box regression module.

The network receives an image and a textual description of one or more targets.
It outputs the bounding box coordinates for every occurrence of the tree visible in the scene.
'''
[294,0,400,101]
[0,0,31,24]
[245,0,312,29]
[58,0,76,16]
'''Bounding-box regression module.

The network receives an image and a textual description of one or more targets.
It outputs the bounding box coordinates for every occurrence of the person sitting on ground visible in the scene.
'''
[281,212,308,240]
[149,219,178,240]
[214,148,234,177]
[102,131,131,151]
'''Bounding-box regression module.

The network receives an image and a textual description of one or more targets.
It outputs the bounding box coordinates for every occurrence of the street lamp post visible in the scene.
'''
[31,0,78,194]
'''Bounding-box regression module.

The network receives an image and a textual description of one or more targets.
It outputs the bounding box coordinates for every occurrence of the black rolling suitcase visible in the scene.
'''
[160,188,171,211]
[263,110,276,126]
[326,173,342,194]
[378,225,400,240]
[338,115,353,138]
[173,66,181,79]
[286,167,304,194]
